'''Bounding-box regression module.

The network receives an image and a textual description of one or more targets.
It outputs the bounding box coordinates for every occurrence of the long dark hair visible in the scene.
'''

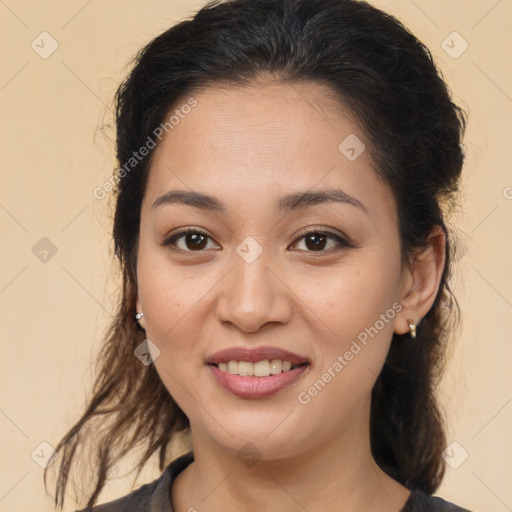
[45,0,465,508]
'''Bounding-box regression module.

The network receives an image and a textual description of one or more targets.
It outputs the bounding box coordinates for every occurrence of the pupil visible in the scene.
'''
[306,234,326,251]
[188,233,207,250]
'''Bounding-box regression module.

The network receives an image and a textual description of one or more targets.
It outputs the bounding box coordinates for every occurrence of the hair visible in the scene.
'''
[45,0,466,508]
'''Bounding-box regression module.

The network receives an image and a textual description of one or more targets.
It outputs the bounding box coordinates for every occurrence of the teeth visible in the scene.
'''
[270,359,282,374]
[238,361,253,376]
[254,360,270,377]
[215,359,300,376]
[227,361,238,374]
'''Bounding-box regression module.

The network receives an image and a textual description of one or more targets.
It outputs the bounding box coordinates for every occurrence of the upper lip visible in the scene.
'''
[205,346,309,365]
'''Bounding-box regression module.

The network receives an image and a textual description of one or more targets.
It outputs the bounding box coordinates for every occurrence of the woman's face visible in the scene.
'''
[136,81,410,459]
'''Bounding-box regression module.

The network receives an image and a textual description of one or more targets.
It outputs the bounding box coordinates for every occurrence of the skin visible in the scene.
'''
[135,79,446,512]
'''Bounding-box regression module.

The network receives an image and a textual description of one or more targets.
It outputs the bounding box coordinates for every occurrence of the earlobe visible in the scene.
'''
[135,295,146,330]
[393,226,446,337]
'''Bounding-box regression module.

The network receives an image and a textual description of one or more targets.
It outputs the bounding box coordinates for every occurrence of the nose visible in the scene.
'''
[215,247,294,333]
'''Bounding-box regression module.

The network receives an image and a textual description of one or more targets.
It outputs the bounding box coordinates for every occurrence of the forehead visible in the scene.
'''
[143,81,394,219]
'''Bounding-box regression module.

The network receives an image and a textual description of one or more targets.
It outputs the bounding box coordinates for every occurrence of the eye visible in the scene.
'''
[291,229,350,253]
[160,227,351,253]
[160,228,220,252]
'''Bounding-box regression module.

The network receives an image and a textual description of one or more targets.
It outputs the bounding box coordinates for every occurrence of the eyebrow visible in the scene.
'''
[152,188,368,214]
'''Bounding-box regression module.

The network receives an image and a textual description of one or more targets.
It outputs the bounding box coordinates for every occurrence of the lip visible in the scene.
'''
[205,346,309,365]
[208,364,309,399]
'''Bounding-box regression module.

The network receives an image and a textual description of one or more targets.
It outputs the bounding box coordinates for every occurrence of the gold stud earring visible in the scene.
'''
[407,319,417,339]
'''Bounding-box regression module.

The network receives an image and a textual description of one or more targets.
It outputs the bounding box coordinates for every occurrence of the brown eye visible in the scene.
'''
[304,233,329,251]
[162,229,219,252]
[292,230,350,253]
[161,228,350,254]
[182,232,208,250]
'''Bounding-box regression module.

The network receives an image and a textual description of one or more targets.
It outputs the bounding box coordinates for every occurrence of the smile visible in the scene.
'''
[213,359,306,377]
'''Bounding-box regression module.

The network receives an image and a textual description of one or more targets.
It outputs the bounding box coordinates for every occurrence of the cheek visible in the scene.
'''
[294,254,400,340]
[293,254,400,395]
[137,263,211,407]
[137,243,215,336]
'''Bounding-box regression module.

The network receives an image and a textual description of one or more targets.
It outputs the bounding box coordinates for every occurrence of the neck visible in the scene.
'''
[171,402,410,512]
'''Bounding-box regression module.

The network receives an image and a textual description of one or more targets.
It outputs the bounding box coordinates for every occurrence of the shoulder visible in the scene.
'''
[74,480,154,512]
[402,489,474,512]
[74,452,194,512]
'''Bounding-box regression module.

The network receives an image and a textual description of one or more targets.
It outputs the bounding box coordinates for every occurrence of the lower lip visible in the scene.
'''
[208,364,309,399]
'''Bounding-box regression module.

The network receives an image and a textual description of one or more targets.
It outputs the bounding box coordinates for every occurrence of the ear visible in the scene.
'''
[394,225,446,336]
[135,293,147,331]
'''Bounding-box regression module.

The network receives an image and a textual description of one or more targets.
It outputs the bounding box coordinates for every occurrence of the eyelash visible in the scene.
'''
[160,227,352,254]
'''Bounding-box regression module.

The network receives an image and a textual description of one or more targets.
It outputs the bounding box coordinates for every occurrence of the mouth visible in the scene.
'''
[205,347,310,398]
[208,359,309,377]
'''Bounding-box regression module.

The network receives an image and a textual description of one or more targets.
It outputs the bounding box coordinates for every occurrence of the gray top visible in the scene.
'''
[76,452,473,512]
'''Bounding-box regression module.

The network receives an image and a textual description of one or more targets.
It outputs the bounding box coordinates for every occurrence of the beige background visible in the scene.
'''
[1,1,511,511]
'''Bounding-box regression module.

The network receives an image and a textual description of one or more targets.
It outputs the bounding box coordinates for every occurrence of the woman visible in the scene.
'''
[45,0,473,510]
